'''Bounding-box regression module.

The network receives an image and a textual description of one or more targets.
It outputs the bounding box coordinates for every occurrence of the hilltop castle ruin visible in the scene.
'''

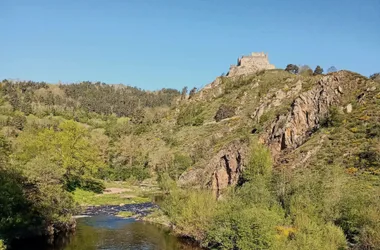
[227,52,275,77]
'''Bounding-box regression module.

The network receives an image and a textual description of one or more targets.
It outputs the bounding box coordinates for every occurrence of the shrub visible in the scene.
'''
[321,106,344,127]
[214,104,236,122]
[162,189,217,241]
[80,178,106,194]
[207,205,283,250]
[241,142,273,183]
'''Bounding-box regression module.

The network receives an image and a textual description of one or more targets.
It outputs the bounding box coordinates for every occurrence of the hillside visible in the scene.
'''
[0,67,379,249]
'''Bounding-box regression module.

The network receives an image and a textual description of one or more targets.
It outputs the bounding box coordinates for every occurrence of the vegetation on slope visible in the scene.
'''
[0,68,379,249]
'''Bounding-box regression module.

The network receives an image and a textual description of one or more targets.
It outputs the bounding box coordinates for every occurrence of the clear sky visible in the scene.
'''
[1,0,379,90]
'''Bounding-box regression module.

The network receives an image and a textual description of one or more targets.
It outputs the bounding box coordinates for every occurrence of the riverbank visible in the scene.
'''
[73,180,168,222]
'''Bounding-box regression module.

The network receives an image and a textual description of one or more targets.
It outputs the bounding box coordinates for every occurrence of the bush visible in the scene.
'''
[80,178,106,194]
[161,189,217,241]
[241,142,273,183]
[321,106,344,127]
[166,153,192,180]
[207,205,283,250]
[214,104,236,122]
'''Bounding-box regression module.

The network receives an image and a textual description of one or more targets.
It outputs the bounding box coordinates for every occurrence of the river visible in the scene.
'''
[11,215,202,250]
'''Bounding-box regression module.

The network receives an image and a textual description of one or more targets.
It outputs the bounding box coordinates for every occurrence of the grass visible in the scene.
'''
[116,211,135,218]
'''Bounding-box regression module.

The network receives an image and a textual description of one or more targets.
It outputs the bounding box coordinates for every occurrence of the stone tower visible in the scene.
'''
[227,52,275,77]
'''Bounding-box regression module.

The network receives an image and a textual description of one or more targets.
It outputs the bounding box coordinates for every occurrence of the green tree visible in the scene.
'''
[189,87,197,99]
[13,120,105,191]
[181,86,188,100]
[285,64,299,74]
[313,65,324,75]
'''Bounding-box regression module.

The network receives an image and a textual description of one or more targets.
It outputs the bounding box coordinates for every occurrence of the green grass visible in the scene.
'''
[72,189,150,206]
[116,211,135,218]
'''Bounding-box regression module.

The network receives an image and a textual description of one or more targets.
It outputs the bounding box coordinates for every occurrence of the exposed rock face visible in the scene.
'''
[178,142,247,196]
[227,52,275,77]
[264,74,346,156]
[208,142,245,197]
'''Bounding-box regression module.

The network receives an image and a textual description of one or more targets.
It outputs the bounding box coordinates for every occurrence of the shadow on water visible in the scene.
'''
[11,215,202,250]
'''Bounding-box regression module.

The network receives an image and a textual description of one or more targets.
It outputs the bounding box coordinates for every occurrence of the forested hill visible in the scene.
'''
[1,79,180,118]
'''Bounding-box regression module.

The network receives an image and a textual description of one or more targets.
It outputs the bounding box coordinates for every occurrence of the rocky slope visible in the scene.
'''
[176,70,379,195]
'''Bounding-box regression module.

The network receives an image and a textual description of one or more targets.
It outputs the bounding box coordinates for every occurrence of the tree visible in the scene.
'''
[10,112,26,130]
[285,64,299,74]
[214,104,236,122]
[189,87,197,99]
[327,66,337,73]
[13,120,105,191]
[314,65,324,75]
[181,86,188,100]
[299,65,313,76]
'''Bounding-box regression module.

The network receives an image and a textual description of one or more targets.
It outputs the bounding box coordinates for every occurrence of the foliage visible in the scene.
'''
[181,86,188,100]
[321,106,344,127]
[214,104,236,122]
[0,68,379,248]
[189,87,197,99]
[313,65,324,75]
[299,65,313,76]
[285,64,299,74]
[241,142,273,183]
[0,135,76,241]
[162,189,217,241]
[13,120,106,192]
[176,103,204,126]
[207,203,283,250]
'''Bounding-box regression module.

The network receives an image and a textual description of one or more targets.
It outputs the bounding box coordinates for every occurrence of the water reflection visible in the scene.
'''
[12,216,202,250]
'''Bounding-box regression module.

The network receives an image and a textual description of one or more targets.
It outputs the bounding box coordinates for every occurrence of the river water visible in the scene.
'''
[12,215,202,250]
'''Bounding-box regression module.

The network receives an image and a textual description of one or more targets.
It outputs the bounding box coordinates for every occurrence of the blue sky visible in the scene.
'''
[1,0,379,90]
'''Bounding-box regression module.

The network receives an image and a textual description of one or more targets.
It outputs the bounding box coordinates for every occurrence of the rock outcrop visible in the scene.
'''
[178,142,247,196]
[264,74,346,156]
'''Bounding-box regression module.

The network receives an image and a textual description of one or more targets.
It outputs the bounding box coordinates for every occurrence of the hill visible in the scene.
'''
[0,63,379,249]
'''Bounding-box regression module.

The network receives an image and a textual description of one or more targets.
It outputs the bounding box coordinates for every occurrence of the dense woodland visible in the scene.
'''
[0,70,380,249]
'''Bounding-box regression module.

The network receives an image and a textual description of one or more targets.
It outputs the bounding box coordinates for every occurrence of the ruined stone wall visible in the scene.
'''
[228,52,275,77]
